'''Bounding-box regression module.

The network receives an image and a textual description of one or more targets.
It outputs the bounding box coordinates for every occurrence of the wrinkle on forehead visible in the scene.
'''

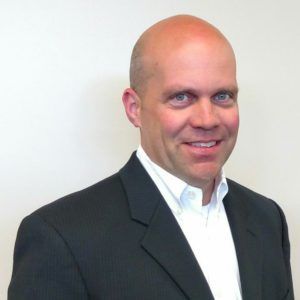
[129,15,235,96]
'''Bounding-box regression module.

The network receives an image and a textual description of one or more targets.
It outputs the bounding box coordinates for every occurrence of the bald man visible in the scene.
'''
[9,15,293,300]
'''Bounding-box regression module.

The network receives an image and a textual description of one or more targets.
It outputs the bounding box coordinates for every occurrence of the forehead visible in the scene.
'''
[164,38,235,69]
[146,37,237,92]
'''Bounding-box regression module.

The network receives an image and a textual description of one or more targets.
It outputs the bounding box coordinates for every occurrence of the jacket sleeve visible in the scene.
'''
[8,213,89,300]
[274,202,294,300]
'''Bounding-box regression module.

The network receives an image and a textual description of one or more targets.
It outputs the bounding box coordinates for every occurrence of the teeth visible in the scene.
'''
[190,141,217,148]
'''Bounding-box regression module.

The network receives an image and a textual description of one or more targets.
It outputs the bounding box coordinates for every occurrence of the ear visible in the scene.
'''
[122,88,142,127]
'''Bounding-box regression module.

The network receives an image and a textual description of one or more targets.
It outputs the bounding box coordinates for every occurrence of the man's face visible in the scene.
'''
[135,38,239,188]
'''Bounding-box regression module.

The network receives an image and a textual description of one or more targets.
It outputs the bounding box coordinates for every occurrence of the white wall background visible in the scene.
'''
[1,1,299,298]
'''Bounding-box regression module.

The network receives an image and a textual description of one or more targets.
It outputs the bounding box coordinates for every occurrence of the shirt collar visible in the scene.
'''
[136,145,186,203]
[136,145,228,213]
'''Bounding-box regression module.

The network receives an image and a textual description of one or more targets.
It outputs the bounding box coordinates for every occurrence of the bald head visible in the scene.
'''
[129,15,235,95]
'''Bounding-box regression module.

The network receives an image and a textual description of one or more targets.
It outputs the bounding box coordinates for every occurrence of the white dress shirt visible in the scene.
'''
[136,146,242,300]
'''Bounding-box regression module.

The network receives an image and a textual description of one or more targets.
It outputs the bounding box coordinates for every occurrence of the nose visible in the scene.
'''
[189,98,220,130]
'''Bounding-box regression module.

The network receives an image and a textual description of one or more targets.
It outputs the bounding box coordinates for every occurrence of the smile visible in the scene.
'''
[188,141,217,148]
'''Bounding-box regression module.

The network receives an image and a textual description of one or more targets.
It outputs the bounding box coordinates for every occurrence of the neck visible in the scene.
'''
[201,180,215,206]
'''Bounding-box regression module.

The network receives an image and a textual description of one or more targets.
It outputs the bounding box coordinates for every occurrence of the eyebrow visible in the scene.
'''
[215,86,239,95]
[162,85,239,98]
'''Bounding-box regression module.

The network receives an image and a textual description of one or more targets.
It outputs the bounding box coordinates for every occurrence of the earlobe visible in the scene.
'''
[122,88,141,127]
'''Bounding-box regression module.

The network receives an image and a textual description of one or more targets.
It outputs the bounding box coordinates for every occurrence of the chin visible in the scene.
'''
[186,167,221,186]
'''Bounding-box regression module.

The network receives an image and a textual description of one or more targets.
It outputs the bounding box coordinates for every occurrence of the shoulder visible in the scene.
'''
[9,175,125,299]
[226,178,285,224]
[227,178,268,200]
[227,178,276,206]
[27,172,128,233]
[40,173,122,209]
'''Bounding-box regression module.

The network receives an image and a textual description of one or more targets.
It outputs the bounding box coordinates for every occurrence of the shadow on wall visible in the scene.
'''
[80,76,139,171]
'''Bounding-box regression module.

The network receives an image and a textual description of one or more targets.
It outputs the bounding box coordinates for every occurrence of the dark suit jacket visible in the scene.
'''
[8,153,294,299]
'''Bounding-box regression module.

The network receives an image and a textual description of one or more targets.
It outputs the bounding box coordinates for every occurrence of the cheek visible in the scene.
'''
[159,111,189,138]
[232,114,240,133]
[223,111,239,135]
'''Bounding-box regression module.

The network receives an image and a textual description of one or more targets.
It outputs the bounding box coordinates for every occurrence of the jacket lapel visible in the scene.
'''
[141,199,214,300]
[119,153,214,300]
[224,181,263,300]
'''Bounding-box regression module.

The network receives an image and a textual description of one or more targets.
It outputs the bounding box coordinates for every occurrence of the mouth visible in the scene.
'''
[186,141,218,148]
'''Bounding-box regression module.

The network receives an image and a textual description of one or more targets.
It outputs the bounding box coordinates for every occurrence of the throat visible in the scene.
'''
[201,180,215,205]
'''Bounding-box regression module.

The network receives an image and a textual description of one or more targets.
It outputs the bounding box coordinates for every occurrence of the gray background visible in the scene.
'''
[1,1,299,298]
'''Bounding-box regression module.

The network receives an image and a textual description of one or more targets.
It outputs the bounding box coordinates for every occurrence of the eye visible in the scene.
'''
[169,92,194,107]
[175,93,189,102]
[213,91,233,103]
